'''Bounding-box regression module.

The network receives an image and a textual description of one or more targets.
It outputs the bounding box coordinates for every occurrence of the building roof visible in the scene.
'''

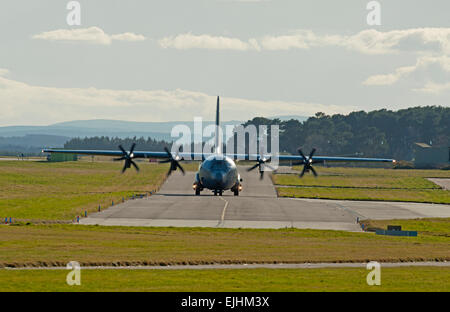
[414,142,432,148]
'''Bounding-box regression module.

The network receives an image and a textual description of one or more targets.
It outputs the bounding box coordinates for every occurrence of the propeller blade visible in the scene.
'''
[163,146,185,176]
[260,171,264,180]
[130,143,136,154]
[131,160,140,172]
[299,165,308,178]
[116,144,140,174]
[297,148,318,178]
[298,148,307,162]
[308,148,316,161]
[247,163,260,171]
[176,162,185,175]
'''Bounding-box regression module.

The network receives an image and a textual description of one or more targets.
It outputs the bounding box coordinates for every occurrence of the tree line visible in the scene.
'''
[242,106,449,160]
[64,106,449,161]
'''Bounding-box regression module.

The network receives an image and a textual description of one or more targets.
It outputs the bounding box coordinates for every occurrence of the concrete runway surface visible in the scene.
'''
[80,166,450,231]
[428,178,450,190]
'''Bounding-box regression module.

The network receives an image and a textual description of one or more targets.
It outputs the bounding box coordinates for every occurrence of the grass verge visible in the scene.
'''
[0,224,449,267]
[275,167,450,204]
[289,167,450,178]
[362,218,450,237]
[277,187,450,204]
[0,267,449,292]
[273,175,441,189]
[0,160,169,220]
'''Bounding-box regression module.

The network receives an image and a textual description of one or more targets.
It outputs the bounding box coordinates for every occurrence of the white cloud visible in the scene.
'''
[161,28,450,55]
[413,82,450,95]
[260,28,450,55]
[0,68,9,77]
[261,28,450,92]
[110,32,146,42]
[0,74,355,126]
[159,33,260,51]
[260,30,338,51]
[363,56,450,86]
[33,27,146,45]
[345,28,450,55]
[363,65,416,86]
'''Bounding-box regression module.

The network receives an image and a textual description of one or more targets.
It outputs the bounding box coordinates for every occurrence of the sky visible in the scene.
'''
[0,0,449,126]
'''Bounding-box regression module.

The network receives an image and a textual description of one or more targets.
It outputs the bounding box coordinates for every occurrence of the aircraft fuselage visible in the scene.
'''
[194,155,241,194]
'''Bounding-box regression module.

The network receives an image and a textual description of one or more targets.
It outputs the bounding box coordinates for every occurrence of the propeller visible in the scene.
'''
[160,147,185,176]
[294,148,318,177]
[247,154,275,180]
[114,143,139,173]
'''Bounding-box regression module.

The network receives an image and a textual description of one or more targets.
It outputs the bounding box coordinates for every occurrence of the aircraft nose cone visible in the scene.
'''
[214,172,227,187]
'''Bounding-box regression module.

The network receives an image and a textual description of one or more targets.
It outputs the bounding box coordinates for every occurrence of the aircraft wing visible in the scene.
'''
[43,149,395,163]
[276,155,395,163]
[43,149,173,159]
[42,149,213,161]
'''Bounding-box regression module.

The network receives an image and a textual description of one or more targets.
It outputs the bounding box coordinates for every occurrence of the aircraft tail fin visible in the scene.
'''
[216,96,220,128]
[215,96,222,155]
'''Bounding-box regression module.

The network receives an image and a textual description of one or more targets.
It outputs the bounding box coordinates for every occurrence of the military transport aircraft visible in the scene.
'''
[44,97,395,196]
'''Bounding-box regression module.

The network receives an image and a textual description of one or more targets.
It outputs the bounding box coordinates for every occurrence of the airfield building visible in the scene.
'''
[413,143,450,168]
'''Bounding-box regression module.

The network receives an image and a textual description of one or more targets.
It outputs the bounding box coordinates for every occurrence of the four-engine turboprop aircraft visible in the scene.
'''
[44,97,396,196]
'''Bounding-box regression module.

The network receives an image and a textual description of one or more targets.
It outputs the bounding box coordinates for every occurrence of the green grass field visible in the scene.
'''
[274,167,450,204]
[0,160,171,220]
[1,162,449,292]
[0,224,449,268]
[277,187,450,204]
[362,218,450,237]
[290,166,450,178]
[0,267,448,292]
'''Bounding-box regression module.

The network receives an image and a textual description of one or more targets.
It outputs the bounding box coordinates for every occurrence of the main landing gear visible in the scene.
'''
[193,183,203,196]
[231,184,242,196]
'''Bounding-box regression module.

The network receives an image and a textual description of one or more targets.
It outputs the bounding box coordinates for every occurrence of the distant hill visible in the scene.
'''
[0,121,170,141]
[0,119,244,141]
[0,117,308,155]
[0,134,70,156]
[0,119,244,155]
